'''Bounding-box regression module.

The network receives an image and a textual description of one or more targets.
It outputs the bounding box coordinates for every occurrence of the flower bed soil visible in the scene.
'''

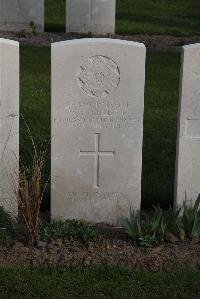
[0,235,199,271]
[0,31,200,49]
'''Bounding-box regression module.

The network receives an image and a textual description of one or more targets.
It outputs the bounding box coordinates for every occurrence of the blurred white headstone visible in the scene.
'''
[0,38,19,216]
[66,0,116,35]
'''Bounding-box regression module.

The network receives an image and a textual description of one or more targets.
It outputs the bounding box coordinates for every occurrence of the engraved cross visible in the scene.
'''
[89,0,93,22]
[17,0,21,10]
[79,133,115,188]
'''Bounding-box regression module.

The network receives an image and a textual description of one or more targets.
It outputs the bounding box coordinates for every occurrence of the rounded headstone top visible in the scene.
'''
[0,38,19,46]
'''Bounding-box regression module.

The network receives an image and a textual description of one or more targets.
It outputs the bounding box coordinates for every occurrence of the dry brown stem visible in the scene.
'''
[18,145,48,246]
[15,115,49,246]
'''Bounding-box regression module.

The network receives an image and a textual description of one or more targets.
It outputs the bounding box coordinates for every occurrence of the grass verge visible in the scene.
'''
[0,266,199,298]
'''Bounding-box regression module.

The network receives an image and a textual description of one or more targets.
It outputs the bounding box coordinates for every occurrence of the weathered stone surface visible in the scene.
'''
[175,43,200,208]
[66,0,116,35]
[51,38,146,224]
[0,0,44,32]
[0,39,19,216]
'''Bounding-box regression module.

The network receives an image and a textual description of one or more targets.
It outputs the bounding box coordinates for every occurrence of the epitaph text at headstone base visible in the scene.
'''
[175,43,200,208]
[0,0,44,32]
[66,0,116,34]
[51,39,146,224]
[0,39,19,216]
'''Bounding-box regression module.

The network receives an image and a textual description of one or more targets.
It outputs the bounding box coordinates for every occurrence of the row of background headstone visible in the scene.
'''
[0,0,44,32]
[0,0,116,35]
[0,39,19,215]
[0,37,199,223]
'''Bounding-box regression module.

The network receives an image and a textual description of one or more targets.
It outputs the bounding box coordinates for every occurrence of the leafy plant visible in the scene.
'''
[0,207,15,247]
[165,196,200,240]
[144,205,168,242]
[122,196,200,246]
[164,207,185,241]
[29,21,36,34]
[39,219,102,245]
[0,207,15,233]
[138,234,158,247]
[120,209,142,243]
[121,206,180,246]
[121,209,160,247]
[0,228,14,247]
[182,195,200,239]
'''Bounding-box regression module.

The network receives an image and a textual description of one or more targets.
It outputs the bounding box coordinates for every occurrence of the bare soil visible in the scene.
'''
[1,31,200,49]
[0,237,199,271]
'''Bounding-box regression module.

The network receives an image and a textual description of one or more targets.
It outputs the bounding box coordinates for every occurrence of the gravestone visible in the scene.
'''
[175,43,200,208]
[66,0,116,35]
[0,39,19,215]
[0,0,44,32]
[51,38,146,224]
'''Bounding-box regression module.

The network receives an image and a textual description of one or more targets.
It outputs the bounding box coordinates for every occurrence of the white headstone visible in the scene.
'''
[0,0,44,32]
[51,38,146,224]
[0,39,19,216]
[175,43,200,208]
[66,0,116,35]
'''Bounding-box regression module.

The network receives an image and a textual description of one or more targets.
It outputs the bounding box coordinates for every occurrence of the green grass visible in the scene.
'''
[45,0,200,36]
[143,49,180,207]
[20,46,50,151]
[0,267,199,298]
[116,0,200,36]
[20,46,51,206]
[45,0,65,31]
[20,46,180,207]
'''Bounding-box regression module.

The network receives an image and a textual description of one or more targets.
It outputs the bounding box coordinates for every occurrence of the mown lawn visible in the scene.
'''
[0,266,199,298]
[20,46,180,207]
[143,49,180,207]
[45,0,200,36]
[116,0,200,36]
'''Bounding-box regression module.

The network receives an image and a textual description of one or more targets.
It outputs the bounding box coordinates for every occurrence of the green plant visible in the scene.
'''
[120,209,142,243]
[121,208,160,247]
[182,195,200,239]
[39,220,102,245]
[138,234,158,247]
[29,21,36,34]
[122,205,183,246]
[144,205,168,242]
[163,207,185,240]
[0,228,14,247]
[0,207,15,247]
[165,196,200,240]
[0,207,15,233]
[122,196,200,245]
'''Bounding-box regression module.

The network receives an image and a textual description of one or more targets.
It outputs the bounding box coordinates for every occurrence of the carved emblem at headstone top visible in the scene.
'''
[77,55,120,98]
